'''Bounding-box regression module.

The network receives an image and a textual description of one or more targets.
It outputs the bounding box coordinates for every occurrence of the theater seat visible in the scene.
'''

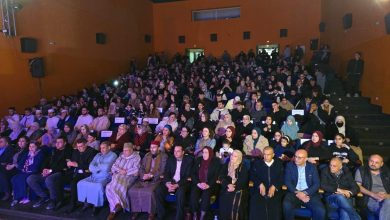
[165,194,177,203]
[294,207,312,218]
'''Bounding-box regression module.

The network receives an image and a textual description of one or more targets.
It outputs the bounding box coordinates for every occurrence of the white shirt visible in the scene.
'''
[20,115,35,129]
[173,160,182,182]
[75,114,94,129]
[46,116,60,129]
[265,159,274,167]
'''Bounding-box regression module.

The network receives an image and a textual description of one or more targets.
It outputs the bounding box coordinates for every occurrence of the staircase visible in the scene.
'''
[324,65,390,162]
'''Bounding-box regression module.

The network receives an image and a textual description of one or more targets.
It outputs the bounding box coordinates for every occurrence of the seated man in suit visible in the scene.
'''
[283,149,326,220]
[155,145,194,220]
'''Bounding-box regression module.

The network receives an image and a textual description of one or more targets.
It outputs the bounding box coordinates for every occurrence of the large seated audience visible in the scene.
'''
[0,48,389,220]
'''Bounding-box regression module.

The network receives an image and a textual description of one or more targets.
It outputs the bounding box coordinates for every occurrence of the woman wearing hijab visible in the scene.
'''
[219,150,249,220]
[261,115,278,142]
[215,113,235,138]
[10,141,45,206]
[194,127,216,157]
[190,147,221,220]
[154,124,174,153]
[302,131,331,167]
[243,127,269,157]
[216,126,240,153]
[108,124,132,155]
[274,136,295,164]
[281,115,300,141]
[326,115,359,147]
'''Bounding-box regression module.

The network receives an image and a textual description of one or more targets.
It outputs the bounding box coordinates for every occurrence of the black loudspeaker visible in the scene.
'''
[280,29,288,38]
[178,35,185,44]
[20,37,37,53]
[310,39,319,50]
[96,33,106,44]
[343,13,352,29]
[384,13,390,34]
[144,34,152,43]
[243,31,250,40]
[210,33,217,42]
[29,57,44,78]
[319,22,326,33]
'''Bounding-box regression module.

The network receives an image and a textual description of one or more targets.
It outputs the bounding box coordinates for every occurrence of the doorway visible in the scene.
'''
[186,48,205,63]
[256,44,279,56]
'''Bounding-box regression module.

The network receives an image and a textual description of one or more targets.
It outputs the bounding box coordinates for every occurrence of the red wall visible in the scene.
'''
[321,0,390,113]
[0,0,153,114]
[153,0,321,58]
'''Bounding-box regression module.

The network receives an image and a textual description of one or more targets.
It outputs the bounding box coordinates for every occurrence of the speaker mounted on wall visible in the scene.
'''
[280,29,288,38]
[243,31,251,40]
[210,33,217,42]
[20,37,37,53]
[310,39,319,50]
[96,33,106,44]
[343,13,353,30]
[144,34,152,43]
[29,57,44,78]
[319,22,326,33]
[384,13,390,34]
[178,35,185,44]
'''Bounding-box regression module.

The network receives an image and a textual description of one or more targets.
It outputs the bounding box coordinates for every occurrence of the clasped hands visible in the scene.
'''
[166,181,179,192]
[197,182,210,190]
[259,183,276,198]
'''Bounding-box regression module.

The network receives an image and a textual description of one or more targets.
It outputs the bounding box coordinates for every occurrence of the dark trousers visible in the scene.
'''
[0,170,13,194]
[63,172,89,206]
[283,192,326,220]
[249,192,282,220]
[27,172,61,201]
[155,183,189,220]
[346,75,361,94]
[190,186,211,213]
[11,173,31,200]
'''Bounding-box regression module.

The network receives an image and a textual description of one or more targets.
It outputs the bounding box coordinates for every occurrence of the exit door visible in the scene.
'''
[186,48,204,63]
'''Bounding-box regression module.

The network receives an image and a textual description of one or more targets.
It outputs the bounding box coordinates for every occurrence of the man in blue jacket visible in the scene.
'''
[283,149,326,220]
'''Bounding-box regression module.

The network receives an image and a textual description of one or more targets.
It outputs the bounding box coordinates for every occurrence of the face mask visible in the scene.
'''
[336,122,344,128]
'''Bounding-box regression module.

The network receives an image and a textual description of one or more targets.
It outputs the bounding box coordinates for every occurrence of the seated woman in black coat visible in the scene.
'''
[274,135,296,164]
[326,115,359,147]
[215,126,240,153]
[302,130,331,168]
[261,116,278,142]
[219,150,249,220]
[190,147,221,220]
[329,133,361,171]
[249,147,284,220]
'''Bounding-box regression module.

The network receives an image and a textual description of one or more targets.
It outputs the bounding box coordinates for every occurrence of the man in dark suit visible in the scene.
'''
[155,145,194,220]
[0,137,15,201]
[283,149,326,220]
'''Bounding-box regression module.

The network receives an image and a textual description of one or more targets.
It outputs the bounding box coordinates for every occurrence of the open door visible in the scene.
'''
[186,48,205,63]
[256,44,279,56]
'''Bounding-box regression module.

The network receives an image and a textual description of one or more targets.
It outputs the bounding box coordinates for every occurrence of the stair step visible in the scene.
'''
[335,107,382,114]
[344,113,390,120]
[360,138,390,146]
[330,97,371,104]
[350,120,390,126]
[353,125,390,134]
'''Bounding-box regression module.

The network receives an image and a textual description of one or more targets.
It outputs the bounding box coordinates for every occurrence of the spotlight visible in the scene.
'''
[113,80,119,87]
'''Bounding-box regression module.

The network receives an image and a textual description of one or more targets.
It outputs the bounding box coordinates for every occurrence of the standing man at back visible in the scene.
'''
[346,52,364,97]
